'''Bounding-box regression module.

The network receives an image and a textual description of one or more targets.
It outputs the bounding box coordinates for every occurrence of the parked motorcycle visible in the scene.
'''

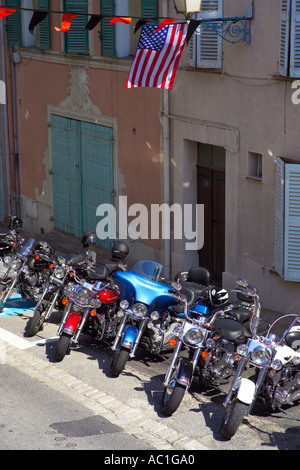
[110,260,184,377]
[0,237,55,312]
[220,279,300,439]
[26,230,99,337]
[161,281,246,416]
[0,215,24,271]
[54,240,129,362]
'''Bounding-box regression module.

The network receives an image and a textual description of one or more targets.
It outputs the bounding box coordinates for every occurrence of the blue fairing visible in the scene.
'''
[112,270,178,312]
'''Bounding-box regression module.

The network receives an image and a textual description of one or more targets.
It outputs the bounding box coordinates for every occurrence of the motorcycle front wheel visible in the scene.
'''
[27,306,46,336]
[110,347,130,377]
[161,379,186,416]
[55,333,72,362]
[220,398,248,439]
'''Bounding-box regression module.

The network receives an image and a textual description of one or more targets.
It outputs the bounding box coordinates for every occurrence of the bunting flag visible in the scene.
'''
[154,19,177,33]
[126,23,187,90]
[85,14,103,30]
[29,10,48,33]
[109,17,132,25]
[186,18,201,43]
[134,18,156,34]
[54,13,77,32]
[0,8,17,19]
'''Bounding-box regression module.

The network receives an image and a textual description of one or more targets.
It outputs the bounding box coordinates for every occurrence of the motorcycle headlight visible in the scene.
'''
[120,300,129,310]
[150,311,160,321]
[4,255,12,265]
[271,359,282,371]
[173,326,184,338]
[64,283,75,297]
[237,344,249,357]
[131,303,148,318]
[250,346,271,366]
[54,266,65,279]
[183,327,204,347]
[11,259,21,271]
[74,288,90,306]
[91,298,101,309]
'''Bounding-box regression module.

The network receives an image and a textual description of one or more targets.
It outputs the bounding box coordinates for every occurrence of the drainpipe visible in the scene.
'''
[0,0,12,215]
[162,0,171,280]
[10,48,21,217]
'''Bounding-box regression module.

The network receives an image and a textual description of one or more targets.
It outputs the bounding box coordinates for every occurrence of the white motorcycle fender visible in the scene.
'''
[237,378,256,405]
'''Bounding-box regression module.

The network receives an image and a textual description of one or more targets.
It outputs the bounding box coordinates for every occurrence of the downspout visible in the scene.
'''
[162,0,171,280]
[0,0,12,214]
[11,49,21,217]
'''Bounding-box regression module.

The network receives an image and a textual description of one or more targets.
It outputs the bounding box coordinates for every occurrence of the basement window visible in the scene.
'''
[247,152,262,181]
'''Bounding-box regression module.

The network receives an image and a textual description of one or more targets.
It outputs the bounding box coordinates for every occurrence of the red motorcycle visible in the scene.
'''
[54,241,128,361]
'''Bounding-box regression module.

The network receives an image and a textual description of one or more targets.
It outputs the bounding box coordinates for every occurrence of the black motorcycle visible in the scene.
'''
[26,230,99,337]
[0,215,24,272]
[0,238,55,313]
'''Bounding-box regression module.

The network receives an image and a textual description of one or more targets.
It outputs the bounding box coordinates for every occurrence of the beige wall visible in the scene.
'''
[169,0,300,312]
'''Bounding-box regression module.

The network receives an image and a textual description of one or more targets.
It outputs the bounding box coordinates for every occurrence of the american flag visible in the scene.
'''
[126,23,187,90]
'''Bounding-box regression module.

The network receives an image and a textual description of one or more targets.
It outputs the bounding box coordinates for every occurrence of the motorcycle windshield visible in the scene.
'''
[132,260,163,281]
[19,238,35,257]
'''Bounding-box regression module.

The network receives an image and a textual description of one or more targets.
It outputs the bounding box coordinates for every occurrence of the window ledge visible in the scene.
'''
[246,176,263,183]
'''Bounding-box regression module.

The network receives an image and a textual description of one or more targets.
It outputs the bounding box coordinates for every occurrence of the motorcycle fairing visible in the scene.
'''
[121,324,138,349]
[113,270,178,312]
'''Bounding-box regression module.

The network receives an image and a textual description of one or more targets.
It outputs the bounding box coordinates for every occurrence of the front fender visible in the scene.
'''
[121,325,138,349]
[237,377,256,405]
[176,357,193,387]
[63,312,82,336]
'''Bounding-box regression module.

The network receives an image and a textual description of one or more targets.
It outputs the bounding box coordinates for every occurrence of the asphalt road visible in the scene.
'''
[0,293,299,451]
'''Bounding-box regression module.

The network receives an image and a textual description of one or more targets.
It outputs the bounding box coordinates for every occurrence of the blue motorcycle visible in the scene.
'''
[110,260,184,377]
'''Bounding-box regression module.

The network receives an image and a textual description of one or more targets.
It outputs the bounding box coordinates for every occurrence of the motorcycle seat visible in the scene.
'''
[229,304,251,323]
[181,281,208,307]
[61,252,86,266]
[87,263,109,280]
[212,317,245,344]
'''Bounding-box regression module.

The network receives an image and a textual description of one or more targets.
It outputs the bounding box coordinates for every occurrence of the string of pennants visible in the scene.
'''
[0,7,201,42]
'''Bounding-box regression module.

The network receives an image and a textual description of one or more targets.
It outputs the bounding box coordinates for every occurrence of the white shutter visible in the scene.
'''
[274,157,285,277]
[188,0,223,68]
[279,0,291,76]
[290,0,300,77]
[284,164,300,281]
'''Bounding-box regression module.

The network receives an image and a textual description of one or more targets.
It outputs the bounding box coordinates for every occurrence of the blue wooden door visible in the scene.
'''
[51,115,114,250]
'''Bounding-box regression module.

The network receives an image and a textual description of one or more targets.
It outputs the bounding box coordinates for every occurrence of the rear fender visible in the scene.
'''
[63,312,82,336]
[237,377,256,405]
[176,357,193,387]
[121,325,138,350]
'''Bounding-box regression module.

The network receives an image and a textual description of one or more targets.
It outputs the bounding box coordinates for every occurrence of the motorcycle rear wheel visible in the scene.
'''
[220,398,248,439]
[161,379,186,416]
[55,333,72,362]
[110,347,130,377]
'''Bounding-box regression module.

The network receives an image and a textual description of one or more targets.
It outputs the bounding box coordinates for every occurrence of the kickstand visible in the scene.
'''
[278,407,300,421]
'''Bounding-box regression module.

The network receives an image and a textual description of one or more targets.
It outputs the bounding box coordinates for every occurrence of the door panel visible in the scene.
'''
[51,116,115,250]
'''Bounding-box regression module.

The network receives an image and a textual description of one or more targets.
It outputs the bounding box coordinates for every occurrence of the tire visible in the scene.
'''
[55,333,72,362]
[27,307,45,336]
[161,379,186,416]
[110,347,130,377]
[220,398,249,439]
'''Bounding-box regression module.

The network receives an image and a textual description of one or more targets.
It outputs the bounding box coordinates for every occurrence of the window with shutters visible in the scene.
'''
[5,0,51,50]
[188,0,223,69]
[5,0,50,49]
[64,0,89,55]
[100,0,157,58]
[274,157,300,282]
[279,0,300,77]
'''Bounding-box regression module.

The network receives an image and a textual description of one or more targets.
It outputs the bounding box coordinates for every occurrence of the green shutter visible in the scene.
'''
[100,0,115,57]
[5,0,21,46]
[0,152,4,221]
[64,0,89,55]
[141,0,158,19]
[38,0,51,50]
